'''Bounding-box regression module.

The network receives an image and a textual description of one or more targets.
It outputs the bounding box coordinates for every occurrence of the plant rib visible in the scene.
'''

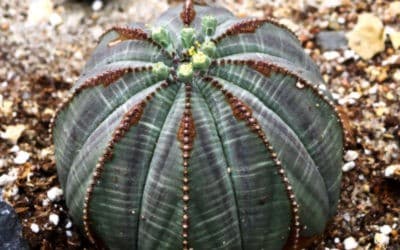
[48,66,153,141]
[204,76,300,249]
[177,83,196,250]
[81,80,172,245]
[214,58,349,149]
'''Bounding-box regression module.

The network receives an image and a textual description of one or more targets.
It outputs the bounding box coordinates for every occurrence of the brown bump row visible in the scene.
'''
[104,26,148,47]
[178,83,195,249]
[82,81,171,245]
[213,17,298,44]
[180,0,196,26]
[100,26,172,58]
[48,66,153,141]
[204,76,301,249]
[111,26,148,39]
[216,59,347,151]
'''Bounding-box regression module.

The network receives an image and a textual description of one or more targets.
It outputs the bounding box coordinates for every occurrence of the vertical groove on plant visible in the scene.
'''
[82,81,171,244]
[177,83,196,250]
[203,76,301,249]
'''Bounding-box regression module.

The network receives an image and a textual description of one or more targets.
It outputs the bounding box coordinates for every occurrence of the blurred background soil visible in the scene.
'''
[0,0,399,249]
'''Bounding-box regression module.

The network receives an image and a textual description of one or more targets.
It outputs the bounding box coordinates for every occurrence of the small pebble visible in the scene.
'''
[13,151,30,164]
[42,198,50,207]
[343,236,358,250]
[30,223,40,233]
[0,168,18,186]
[342,161,356,172]
[92,0,103,12]
[344,150,359,162]
[374,233,390,246]
[316,31,347,51]
[323,51,341,61]
[384,164,400,179]
[47,187,63,201]
[380,225,392,235]
[49,213,59,226]
[49,13,63,26]
[65,220,72,229]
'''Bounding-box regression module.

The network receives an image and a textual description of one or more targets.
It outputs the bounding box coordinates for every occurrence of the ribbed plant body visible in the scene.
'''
[51,1,346,249]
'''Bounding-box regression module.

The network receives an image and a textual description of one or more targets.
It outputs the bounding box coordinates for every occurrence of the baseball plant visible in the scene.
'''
[51,1,346,249]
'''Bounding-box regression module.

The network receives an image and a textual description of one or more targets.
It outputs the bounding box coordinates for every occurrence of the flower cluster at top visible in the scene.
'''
[151,15,218,82]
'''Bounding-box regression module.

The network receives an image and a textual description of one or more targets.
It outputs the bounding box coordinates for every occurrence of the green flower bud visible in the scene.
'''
[152,62,170,81]
[191,52,211,70]
[202,15,217,36]
[200,40,217,57]
[177,63,193,81]
[151,27,171,48]
[181,28,196,49]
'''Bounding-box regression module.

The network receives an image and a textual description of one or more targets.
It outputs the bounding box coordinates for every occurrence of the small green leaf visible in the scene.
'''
[201,40,216,57]
[180,28,196,49]
[151,26,171,48]
[192,51,211,70]
[152,62,170,81]
[202,15,217,36]
[177,63,193,81]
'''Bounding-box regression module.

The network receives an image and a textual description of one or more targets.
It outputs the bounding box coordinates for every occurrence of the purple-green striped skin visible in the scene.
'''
[51,1,345,250]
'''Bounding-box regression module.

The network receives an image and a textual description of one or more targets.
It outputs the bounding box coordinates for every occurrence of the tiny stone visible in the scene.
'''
[30,223,40,233]
[343,212,351,222]
[65,220,72,229]
[0,168,18,187]
[374,233,390,246]
[316,31,347,51]
[344,150,359,162]
[49,13,62,26]
[0,124,26,144]
[342,161,356,172]
[47,187,63,201]
[384,164,400,179]
[323,51,341,61]
[343,236,358,250]
[42,198,50,207]
[13,151,30,165]
[49,213,59,226]
[380,225,392,235]
[92,0,103,12]
[66,230,73,237]
[10,145,19,153]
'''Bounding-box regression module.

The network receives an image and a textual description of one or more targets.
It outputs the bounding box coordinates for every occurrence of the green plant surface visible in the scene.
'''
[51,1,345,249]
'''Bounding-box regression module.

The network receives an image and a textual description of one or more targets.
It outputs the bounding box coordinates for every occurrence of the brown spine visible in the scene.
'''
[98,26,172,57]
[177,83,196,250]
[204,76,301,249]
[82,81,171,245]
[213,18,298,43]
[180,0,196,26]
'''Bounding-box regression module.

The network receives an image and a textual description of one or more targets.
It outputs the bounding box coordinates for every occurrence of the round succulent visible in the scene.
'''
[51,1,346,249]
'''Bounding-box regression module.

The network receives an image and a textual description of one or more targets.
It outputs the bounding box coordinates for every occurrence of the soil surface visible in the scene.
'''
[0,0,399,249]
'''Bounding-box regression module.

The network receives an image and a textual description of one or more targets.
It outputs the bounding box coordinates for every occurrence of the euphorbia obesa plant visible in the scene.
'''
[51,1,346,249]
